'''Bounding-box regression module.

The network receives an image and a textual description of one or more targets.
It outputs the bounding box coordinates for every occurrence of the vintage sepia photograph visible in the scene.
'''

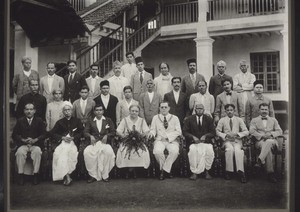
[6,0,290,211]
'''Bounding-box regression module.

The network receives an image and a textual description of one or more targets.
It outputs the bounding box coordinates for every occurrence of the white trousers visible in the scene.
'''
[188,143,214,174]
[153,140,179,173]
[224,140,244,172]
[15,145,42,174]
[84,141,115,181]
[256,139,278,173]
[52,140,78,181]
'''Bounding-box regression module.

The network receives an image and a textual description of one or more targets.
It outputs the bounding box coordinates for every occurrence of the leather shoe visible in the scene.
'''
[189,173,197,180]
[224,172,231,180]
[18,174,24,186]
[102,178,109,182]
[238,171,247,183]
[205,170,213,180]
[254,158,262,172]
[33,173,39,185]
[87,176,97,183]
[168,172,173,179]
[268,173,277,183]
[159,170,165,180]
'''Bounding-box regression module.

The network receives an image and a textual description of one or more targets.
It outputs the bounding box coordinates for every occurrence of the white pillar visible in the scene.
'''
[194,0,214,83]
[14,24,38,74]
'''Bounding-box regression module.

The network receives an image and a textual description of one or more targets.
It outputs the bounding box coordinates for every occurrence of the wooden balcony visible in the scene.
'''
[161,0,285,26]
[68,0,86,12]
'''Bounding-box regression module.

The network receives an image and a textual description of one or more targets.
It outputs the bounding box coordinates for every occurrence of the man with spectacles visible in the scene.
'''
[148,101,182,180]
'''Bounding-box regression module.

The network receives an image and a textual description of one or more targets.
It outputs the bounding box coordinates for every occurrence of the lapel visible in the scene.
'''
[86,78,92,90]
[177,91,185,105]
[100,119,108,133]
[144,92,150,105]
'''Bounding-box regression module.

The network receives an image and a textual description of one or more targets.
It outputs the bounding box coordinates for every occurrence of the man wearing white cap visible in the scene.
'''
[49,101,84,186]
[233,60,256,110]
[208,60,233,99]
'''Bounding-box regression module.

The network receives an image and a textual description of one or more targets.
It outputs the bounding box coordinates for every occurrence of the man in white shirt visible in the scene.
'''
[121,52,138,80]
[216,104,249,183]
[139,78,162,125]
[108,61,130,101]
[233,60,256,110]
[189,80,215,116]
[148,101,182,180]
[85,64,103,99]
[40,62,65,103]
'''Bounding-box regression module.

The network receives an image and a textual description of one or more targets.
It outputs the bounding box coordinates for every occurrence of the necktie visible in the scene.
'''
[163,116,168,129]
[226,92,232,96]
[191,75,196,88]
[198,116,202,129]
[132,124,136,131]
[28,119,32,125]
[229,118,233,131]
[140,72,143,84]
[69,74,73,84]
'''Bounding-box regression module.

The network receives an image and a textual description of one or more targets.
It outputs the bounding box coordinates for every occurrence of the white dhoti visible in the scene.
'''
[84,141,115,181]
[224,140,244,172]
[52,140,78,181]
[15,145,42,174]
[188,143,214,174]
[153,140,179,173]
[256,139,278,173]
[116,143,150,168]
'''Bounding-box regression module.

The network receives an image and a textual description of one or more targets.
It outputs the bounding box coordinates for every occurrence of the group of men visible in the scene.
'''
[12,52,282,186]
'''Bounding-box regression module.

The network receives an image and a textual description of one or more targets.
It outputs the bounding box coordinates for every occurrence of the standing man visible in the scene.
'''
[249,103,282,183]
[13,56,39,108]
[189,80,215,117]
[108,61,130,101]
[40,62,65,103]
[181,58,205,99]
[72,86,96,126]
[63,60,87,103]
[49,101,84,186]
[216,104,249,183]
[233,60,256,110]
[139,79,162,126]
[130,56,153,101]
[94,80,119,127]
[121,52,138,80]
[83,104,116,183]
[12,103,46,185]
[183,104,215,180]
[208,60,233,99]
[85,64,103,99]
[214,79,244,125]
[16,79,47,121]
[163,77,188,126]
[149,101,182,180]
[245,80,274,127]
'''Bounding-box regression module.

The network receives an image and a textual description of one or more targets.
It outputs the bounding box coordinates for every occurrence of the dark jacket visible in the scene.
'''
[63,72,87,103]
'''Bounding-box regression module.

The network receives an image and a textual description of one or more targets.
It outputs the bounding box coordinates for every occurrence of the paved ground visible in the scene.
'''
[10,174,288,211]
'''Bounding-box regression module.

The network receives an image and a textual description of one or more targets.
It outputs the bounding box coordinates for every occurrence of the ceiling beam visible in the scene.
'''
[19,0,61,11]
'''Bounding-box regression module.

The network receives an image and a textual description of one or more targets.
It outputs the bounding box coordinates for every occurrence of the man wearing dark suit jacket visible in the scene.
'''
[63,60,87,103]
[83,104,116,183]
[183,104,215,180]
[181,58,205,99]
[164,77,188,126]
[12,103,47,185]
[94,80,119,128]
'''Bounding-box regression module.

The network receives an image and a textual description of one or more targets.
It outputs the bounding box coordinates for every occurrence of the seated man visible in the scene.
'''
[249,103,283,183]
[83,104,116,183]
[183,104,215,180]
[216,104,249,183]
[49,101,84,186]
[12,103,46,185]
[149,101,182,180]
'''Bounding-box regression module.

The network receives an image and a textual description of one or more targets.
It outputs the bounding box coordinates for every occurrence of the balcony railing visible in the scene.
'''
[68,0,86,12]
[163,1,198,26]
[208,0,285,20]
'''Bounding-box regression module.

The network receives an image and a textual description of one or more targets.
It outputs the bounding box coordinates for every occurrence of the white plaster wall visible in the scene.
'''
[142,40,197,78]
[38,45,70,77]
[213,34,287,100]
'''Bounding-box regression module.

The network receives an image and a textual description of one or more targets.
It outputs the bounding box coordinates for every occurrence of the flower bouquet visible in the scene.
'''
[121,129,148,160]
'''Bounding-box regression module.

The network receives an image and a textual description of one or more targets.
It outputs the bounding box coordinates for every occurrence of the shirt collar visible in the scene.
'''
[173,90,180,94]
[93,116,106,121]
[254,95,264,100]
[101,94,110,98]
[91,75,99,79]
[48,74,55,78]
[190,73,196,78]
[218,73,225,77]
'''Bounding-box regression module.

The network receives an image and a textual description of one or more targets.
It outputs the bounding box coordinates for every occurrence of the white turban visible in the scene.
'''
[62,101,73,110]
[217,60,226,67]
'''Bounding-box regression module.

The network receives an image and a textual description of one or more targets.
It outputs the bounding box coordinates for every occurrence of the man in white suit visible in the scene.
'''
[216,104,249,183]
[249,103,282,183]
[108,61,130,101]
[130,56,153,101]
[85,64,103,99]
[149,101,182,180]
[40,62,65,103]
